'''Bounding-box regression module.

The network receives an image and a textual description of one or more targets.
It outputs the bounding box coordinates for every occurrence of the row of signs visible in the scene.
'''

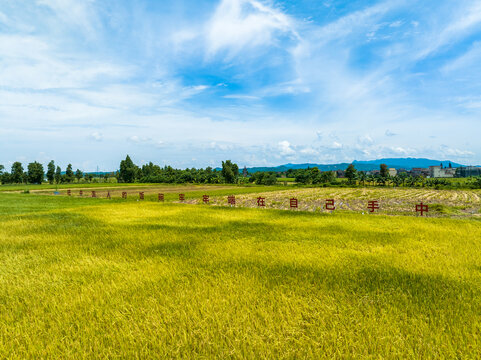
[65,190,430,216]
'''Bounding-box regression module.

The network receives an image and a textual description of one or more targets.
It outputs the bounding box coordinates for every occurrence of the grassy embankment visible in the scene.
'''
[0,193,481,358]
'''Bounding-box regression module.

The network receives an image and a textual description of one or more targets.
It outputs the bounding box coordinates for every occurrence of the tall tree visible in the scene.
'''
[46,160,55,184]
[221,160,239,184]
[75,169,83,182]
[27,162,44,184]
[119,155,138,183]
[11,162,24,183]
[379,164,389,186]
[358,171,367,186]
[65,164,74,183]
[55,166,62,184]
[380,164,389,178]
[345,164,357,184]
[0,165,7,184]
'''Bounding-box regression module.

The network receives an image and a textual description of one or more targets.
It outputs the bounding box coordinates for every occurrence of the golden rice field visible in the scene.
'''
[223,187,481,217]
[24,184,481,217]
[1,190,481,358]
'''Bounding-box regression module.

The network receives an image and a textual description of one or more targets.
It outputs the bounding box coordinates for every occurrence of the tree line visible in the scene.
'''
[1,157,480,188]
[0,161,105,185]
[289,163,481,189]
[0,156,243,185]
[117,156,242,184]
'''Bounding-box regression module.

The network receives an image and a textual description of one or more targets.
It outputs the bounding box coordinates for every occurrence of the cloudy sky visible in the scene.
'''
[1,0,480,171]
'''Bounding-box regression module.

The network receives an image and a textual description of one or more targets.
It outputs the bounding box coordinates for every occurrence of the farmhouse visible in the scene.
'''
[429,166,455,178]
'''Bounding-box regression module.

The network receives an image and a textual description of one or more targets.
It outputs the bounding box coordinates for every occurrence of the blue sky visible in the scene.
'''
[1,0,480,171]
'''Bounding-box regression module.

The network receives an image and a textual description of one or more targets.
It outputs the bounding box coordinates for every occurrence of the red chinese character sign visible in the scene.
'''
[325,199,335,211]
[416,202,429,216]
[158,193,164,202]
[367,200,379,213]
[203,195,209,204]
[257,197,266,207]
[139,192,144,200]
[179,194,185,201]
[290,198,298,209]
[227,195,236,206]
[122,192,127,199]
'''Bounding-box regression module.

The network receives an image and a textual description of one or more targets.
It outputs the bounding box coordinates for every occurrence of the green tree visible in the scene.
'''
[75,169,83,182]
[295,169,310,184]
[345,164,357,184]
[65,164,74,183]
[358,171,367,186]
[367,174,375,186]
[46,160,55,184]
[119,155,138,183]
[27,162,44,184]
[392,175,402,187]
[264,172,277,185]
[11,162,24,183]
[380,163,389,178]
[398,172,408,186]
[376,174,386,186]
[321,171,335,184]
[472,176,481,189]
[55,166,62,184]
[0,165,7,184]
[0,172,10,184]
[221,160,239,184]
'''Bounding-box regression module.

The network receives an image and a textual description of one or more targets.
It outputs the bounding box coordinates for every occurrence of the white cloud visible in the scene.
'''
[442,41,481,73]
[223,94,260,100]
[300,147,319,156]
[205,0,298,56]
[439,145,475,157]
[278,140,295,156]
[128,136,164,148]
[0,0,480,168]
[358,135,374,145]
[330,142,343,150]
[90,132,103,141]
[417,1,481,58]
[310,1,396,44]
[36,0,100,38]
[0,34,133,90]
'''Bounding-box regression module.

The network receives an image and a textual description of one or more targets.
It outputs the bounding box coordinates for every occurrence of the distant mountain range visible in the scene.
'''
[245,158,466,173]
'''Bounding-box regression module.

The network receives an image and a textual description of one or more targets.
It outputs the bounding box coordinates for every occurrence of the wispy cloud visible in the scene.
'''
[205,0,298,57]
[0,0,479,170]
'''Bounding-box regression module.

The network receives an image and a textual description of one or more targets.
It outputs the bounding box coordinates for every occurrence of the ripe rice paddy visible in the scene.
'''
[16,183,481,218]
[1,188,481,358]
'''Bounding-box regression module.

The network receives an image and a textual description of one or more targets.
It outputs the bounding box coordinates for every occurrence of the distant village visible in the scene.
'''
[354,164,481,178]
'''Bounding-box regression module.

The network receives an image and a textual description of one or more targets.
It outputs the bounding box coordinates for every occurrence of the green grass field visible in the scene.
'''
[1,192,481,358]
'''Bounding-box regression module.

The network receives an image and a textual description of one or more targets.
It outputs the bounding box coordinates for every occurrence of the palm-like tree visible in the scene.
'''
[358,171,367,186]
[392,175,402,187]
[368,174,375,186]
[375,174,386,186]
